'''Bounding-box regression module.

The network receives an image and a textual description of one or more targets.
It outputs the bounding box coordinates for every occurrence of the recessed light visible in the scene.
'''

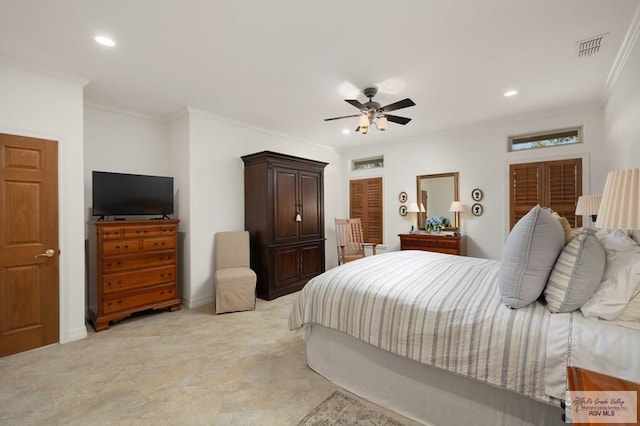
[342,129,350,135]
[94,35,116,47]
[504,90,518,97]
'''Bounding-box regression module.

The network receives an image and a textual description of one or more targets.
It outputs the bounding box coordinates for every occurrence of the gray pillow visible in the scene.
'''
[499,205,565,308]
[544,232,606,313]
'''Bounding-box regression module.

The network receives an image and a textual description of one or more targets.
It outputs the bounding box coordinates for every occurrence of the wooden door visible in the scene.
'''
[0,133,59,357]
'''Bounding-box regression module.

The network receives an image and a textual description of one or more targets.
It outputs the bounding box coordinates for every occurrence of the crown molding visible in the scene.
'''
[603,3,640,99]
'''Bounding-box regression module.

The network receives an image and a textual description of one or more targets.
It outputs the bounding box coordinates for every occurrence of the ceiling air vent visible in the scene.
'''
[577,33,607,57]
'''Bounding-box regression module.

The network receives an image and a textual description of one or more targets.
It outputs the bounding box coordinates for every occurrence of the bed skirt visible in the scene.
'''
[305,324,565,426]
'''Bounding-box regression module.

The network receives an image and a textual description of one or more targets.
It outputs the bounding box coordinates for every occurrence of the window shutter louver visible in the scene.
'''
[509,159,582,229]
[349,178,383,244]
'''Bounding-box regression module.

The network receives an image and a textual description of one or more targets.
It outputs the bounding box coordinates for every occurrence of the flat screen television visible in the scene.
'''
[92,171,174,218]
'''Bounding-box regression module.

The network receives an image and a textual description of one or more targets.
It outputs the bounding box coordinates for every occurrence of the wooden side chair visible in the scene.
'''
[335,218,377,265]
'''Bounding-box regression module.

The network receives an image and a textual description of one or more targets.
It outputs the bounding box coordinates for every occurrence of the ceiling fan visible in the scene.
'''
[324,86,416,134]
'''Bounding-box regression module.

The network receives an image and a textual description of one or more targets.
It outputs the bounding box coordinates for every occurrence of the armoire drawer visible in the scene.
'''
[102,266,176,293]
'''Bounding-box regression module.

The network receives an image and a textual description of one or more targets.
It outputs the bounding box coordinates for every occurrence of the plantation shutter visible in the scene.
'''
[546,159,582,227]
[510,162,543,227]
[509,158,582,229]
[349,177,383,244]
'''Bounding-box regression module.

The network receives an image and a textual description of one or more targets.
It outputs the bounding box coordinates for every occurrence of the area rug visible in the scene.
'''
[296,389,419,425]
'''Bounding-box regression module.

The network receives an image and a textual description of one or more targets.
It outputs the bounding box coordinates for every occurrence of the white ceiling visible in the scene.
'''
[1,0,638,149]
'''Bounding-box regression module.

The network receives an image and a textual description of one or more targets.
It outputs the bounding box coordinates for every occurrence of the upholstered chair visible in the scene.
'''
[214,231,256,314]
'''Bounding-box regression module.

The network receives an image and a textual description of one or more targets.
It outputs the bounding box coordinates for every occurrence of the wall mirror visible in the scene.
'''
[416,172,460,229]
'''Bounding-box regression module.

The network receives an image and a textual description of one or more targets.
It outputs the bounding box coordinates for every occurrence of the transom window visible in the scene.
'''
[352,156,384,171]
[508,127,582,152]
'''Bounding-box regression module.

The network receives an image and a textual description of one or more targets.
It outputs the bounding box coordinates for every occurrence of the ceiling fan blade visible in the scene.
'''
[345,99,365,110]
[324,114,361,122]
[385,114,412,125]
[380,98,416,112]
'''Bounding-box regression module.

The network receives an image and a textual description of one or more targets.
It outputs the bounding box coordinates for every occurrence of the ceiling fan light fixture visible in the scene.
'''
[358,113,369,128]
[377,115,388,131]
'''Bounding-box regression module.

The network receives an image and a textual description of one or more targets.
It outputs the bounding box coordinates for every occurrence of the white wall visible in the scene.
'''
[343,105,606,260]
[171,109,343,308]
[83,105,171,224]
[0,59,87,344]
[604,21,640,171]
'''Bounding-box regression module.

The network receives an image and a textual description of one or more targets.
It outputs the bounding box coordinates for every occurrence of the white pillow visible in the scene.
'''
[544,233,605,313]
[499,205,565,309]
[595,229,637,251]
[581,232,640,320]
[616,290,640,322]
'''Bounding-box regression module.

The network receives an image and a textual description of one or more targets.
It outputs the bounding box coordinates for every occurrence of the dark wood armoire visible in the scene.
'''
[241,151,327,300]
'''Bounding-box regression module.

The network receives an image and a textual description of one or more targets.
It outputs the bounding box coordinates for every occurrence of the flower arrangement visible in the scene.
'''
[425,216,451,232]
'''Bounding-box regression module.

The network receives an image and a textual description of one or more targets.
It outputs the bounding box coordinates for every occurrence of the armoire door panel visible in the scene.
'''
[272,246,300,288]
[274,168,298,242]
[300,242,323,279]
[300,171,322,239]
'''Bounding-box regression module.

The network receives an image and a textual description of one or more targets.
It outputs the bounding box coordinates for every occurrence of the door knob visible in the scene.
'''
[34,249,55,259]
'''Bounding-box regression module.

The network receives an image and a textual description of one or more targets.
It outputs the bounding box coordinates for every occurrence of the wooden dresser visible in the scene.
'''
[242,151,327,300]
[399,233,467,256]
[87,220,181,331]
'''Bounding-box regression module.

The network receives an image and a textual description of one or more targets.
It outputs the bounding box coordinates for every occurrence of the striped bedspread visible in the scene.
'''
[289,250,557,404]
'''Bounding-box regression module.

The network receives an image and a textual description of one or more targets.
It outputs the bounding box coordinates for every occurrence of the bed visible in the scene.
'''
[289,250,640,426]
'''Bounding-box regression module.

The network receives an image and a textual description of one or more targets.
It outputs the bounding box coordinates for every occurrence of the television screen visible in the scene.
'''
[92,171,174,217]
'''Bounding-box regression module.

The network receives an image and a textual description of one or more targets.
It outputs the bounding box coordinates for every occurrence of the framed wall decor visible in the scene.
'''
[471,188,483,201]
[399,191,408,203]
[472,203,484,216]
[399,205,408,216]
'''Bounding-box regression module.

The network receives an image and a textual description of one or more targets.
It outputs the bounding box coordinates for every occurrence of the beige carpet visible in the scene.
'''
[296,390,421,426]
[0,292,414,425]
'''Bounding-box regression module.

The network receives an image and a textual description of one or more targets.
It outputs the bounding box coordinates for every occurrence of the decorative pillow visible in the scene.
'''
[631,230,640,246]
[552,212,573,244]
[581,232,640,320]
[499,205,565,308]
[544,233,606,313]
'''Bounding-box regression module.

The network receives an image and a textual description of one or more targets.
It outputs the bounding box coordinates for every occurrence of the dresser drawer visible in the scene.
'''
[123,227,161,239]
[102,285,177,314]
[142,237,175,252]
[398,234,467,256]
[102,266,176,293]
[159,226,177,237]
[102,239,140,256]
[99,227,123,240]
[103,252,175,273]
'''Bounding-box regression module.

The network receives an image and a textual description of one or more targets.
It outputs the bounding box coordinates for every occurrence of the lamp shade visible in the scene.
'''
[407,202,421,213]
[595,168,640,229]
[377,116,388,131]
[358,114,369,128]
[575,195,601,216]
[419,203,426,212]
[449,201,464,212]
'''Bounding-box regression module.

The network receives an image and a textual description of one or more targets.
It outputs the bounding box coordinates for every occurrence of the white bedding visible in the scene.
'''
[290,250,559,404]
[290,250,640,407]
